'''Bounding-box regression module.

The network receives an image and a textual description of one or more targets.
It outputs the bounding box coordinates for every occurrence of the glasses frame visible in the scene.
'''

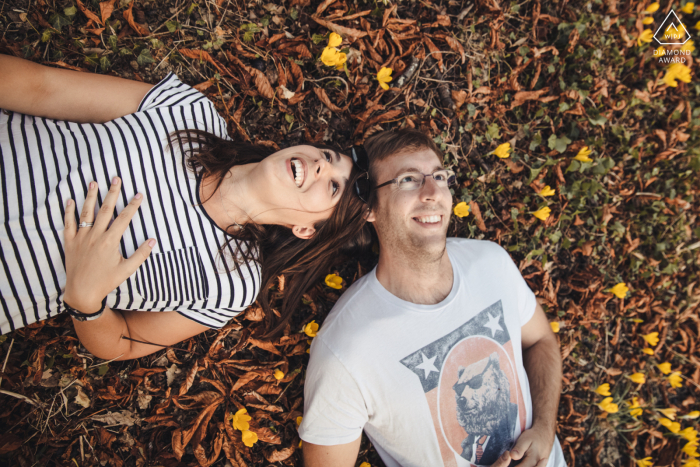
[350,146,371,204]
[375,168,456,191]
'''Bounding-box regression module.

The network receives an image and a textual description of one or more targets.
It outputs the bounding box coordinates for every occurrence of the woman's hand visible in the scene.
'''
[63,177,156,313]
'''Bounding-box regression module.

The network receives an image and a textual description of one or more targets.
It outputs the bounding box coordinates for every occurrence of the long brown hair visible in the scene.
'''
[171,130,370,336]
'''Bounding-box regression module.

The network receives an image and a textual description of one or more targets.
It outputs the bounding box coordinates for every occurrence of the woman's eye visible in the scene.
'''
[324,150,332,162]
[332,181,339,195]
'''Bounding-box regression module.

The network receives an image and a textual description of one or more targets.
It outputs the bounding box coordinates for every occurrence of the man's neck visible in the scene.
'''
[375,243,453,305]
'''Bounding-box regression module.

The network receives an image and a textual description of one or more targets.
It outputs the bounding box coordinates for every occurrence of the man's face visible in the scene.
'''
[367,148,452,257]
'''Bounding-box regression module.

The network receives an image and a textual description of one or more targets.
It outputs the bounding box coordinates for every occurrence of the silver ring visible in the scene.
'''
[78,222,94,228]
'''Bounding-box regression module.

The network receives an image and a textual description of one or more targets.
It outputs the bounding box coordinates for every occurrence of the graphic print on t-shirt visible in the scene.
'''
[400,301,527,466]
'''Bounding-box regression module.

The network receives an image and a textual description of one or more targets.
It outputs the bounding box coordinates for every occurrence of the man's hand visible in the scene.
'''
[490,427,552,467]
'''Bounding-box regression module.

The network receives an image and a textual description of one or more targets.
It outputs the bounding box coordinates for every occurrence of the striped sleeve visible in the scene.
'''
[137,73,210,112]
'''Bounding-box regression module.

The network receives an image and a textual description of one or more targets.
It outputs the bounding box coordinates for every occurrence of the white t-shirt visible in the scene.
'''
[299,238,566,467]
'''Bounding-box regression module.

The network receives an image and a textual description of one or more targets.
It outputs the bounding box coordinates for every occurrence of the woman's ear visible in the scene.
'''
[292,225,316,239]
[365,206,376,223]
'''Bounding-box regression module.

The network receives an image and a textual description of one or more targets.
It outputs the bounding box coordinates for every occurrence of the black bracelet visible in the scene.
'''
[63,298,107,322]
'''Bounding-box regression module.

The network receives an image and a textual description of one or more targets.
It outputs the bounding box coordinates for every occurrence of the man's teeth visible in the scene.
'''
[293,159,304,187]
[416,215,441,224]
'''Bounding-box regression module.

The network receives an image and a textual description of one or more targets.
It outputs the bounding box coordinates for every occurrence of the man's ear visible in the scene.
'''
[292,225,316,239]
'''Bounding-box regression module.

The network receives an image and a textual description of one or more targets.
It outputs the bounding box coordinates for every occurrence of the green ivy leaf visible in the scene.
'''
[99,56,111,72]
[547,134,571,153]
[49,13,72,31]
[64,5,77,17]
[137,48,155,66]
[165,20,181,33]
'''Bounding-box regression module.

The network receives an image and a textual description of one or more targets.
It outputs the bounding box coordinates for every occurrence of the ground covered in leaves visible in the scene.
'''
[1,0,699,465]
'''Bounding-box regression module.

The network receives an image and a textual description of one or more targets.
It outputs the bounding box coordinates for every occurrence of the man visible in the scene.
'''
[298,129,566,467]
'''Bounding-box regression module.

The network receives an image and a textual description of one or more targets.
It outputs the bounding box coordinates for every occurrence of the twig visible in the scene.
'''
[0,337,14,388]
[0,389,43,407]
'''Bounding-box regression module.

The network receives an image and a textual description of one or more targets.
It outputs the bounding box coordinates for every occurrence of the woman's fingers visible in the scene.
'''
[78,181,99,233]
[64,199,77,242]
[94,177,121,231]
[122,238,157,276]
[108,193,143,240]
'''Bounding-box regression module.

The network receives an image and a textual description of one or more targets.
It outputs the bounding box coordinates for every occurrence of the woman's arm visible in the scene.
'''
[0,54,153,123]
[63,177,208,360]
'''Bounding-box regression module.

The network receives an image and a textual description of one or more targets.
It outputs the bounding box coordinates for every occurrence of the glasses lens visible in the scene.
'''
[432,169,456,187]
[396,173,424,190]
[351,146,369,172]
[354,174,370,202]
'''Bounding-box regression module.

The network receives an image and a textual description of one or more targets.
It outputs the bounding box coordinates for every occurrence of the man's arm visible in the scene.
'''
[302,436,361,467]
[0,54,152,123]
[494,302,562,467]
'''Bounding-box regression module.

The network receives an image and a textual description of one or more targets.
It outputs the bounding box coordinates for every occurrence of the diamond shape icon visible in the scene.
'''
[654,10,691,45]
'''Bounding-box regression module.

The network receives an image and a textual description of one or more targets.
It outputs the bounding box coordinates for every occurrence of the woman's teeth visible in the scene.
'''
[416,215,441,224]
[292,159,304,187]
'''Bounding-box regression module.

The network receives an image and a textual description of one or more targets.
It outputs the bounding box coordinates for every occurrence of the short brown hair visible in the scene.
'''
[364,129,443,207]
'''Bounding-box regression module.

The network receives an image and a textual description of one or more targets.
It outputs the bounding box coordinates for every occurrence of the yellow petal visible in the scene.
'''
[630,373,646,384]
[642,347,654,355]
[610,282,629,299]
[658,417,672,428]
[574,146,593,162]
[686,411,700,419]
[663,68,679,87]
[493,142,511,159]
[668,371,683,388]
[533,206,551,221]
[639,29,654,44]
[376,67,393,90]
[657,361,672,374]
[595,383,611,396]
[681,2,695,14]
[241,429,258,447]
[642,17,654,24]
[304,320,319,337]
[453,202,470,218]
[232,408,251,431]
[645,2,659,13]
[296,416,303,425]
[684,458,700,467]
[658,407,676,420]
[682,442,700,457]
[550,322,560,333]
[680,426,699,442]
[636,458,653,467]
[681,40,695,52]
[328,32,342,48]
[274,369,284,380]
[642,332,659,346]
[655,46,665,56]
[360,463,372,467]
[321,47,341,67]
[325,274,343,289]
[696,20,700,31]
[540,185,556,197]
[598,397,619,413]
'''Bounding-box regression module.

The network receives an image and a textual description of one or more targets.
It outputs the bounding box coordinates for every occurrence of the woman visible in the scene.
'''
[0,54,369,360]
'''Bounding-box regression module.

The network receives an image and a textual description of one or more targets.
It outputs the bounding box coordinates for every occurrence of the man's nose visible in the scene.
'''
[419,175,443,201]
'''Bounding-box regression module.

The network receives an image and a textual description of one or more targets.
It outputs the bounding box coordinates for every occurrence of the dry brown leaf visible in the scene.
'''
[315,0,336,16]
[172,398,223,460]
[123,2,149,36]
[193,431,224,467]
[248,68,275,100]
[451,90,467,109]
[313,88,345,112]
[179,49,231,78]
[469,201,487,232]
[312,17,368,42]
[444,36,465,64]
[179,361,199,396]
[75,0,102,25]
[264,446,295,462]
[99,0,115,24]
[248,338,282,356]
[510,88,551,108]
[423,35,443,72]
[245,305,264,321]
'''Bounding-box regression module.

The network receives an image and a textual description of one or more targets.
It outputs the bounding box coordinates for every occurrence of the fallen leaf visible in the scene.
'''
[91,410,141,426]
[122,2,149,36]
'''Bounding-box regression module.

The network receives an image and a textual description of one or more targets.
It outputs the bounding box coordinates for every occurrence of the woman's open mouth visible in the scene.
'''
[291,158,306,188]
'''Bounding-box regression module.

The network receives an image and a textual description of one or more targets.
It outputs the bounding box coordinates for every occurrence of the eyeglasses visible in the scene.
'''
[350,146,371,204]
[375,169,456,192]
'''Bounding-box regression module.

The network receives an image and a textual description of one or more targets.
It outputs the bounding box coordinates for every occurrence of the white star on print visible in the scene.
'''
[483,312,503,338]
[415,352,439,379]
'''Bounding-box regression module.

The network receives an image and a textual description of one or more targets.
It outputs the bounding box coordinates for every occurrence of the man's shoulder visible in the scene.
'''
[446,237,509,261]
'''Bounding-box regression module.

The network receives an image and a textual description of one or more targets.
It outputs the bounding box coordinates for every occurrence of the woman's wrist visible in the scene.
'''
[62,290,105,315]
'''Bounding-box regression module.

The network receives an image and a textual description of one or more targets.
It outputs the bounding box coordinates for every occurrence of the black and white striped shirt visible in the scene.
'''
[0,73,261,334]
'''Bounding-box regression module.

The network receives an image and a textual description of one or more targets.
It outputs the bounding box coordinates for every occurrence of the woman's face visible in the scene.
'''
[258,144,354,231]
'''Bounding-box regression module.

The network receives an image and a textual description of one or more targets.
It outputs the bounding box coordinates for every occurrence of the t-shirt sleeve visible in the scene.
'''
[500,245,537,324]
[137,73,212,112]
[298,338,368,445]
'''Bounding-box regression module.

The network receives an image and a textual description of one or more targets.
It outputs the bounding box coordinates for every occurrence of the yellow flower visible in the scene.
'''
[550,322,560,333]
[610,283,629,299]
[668,371,683,388]
[595,383,612,396]
[232,408,251,431]
[321,47,347,67]
[637,29,654,46]
[658,408,676,420]
[642,17,654,24]
[241,429,258,447]
[664,63,692,87]
[642,347,655,355]
[360,463,371,467]
[642,332,659,347]
[628,397,643,418]
[696,20,700,30]
[680,426,699,442]
[684,459,700,467]
[328,32,342,48]
[630,373,646,384]
[304,320,319,337]
[453,202,470,217]
[533,206,551,221]
[493,142,512,159]
[659,418,681,433]
[681,40,696,53]
[377,67,393,90]
[682,2,695,14]
[296,416,303,425]
[655,46,665,56]
[657,362,672,374]
[645,2,659,13]
[636,458,653,467]
[274,369,284,380]
[540,185,556,197]
[685,411,700,419]
[682,441,699,457]
[631,318,644,323]
[325,273,343,289]
[574,146,593,162]
[598,397,619,413]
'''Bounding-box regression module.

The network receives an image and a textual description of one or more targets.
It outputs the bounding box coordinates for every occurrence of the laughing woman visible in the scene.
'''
[0,54,369,360]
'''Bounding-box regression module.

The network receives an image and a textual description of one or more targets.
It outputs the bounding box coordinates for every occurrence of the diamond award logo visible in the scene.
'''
[654,10,691,45]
